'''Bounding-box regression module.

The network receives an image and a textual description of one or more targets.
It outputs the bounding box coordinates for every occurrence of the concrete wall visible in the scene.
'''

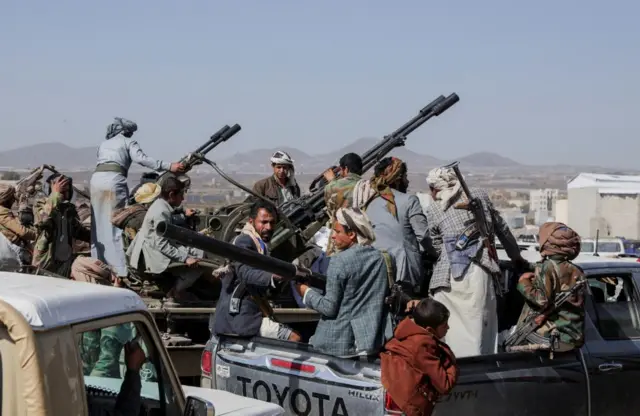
[569,187,640,239]
[600,193,640,239]
[568,187,599,238]
[555,199,569,225]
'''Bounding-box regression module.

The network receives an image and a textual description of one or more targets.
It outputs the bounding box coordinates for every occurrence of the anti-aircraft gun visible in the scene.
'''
[202,93,460,267]
[156,123,242,188]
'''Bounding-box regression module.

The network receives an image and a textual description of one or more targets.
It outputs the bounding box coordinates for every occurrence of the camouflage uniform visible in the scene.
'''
[0,206,37,245]
[32,191,91,276]
[516,257,585,349]
[323,173,361,255]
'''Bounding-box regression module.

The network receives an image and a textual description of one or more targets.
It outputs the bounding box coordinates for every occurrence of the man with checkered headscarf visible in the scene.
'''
[425,165,524,358]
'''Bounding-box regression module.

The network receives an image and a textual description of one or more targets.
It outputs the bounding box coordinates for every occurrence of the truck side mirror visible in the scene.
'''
[183,396,215,416]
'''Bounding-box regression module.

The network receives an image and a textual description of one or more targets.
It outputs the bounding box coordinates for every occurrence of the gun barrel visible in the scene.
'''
[155,221,325,283]
[200,123,242,155]
[195,125,230,154]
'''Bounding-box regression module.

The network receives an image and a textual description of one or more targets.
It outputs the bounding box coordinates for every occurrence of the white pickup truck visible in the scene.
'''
[0,271,285,416]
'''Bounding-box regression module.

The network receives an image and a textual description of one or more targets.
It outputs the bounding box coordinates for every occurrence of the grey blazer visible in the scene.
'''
[365,190,431,288]
[127,198,189,274]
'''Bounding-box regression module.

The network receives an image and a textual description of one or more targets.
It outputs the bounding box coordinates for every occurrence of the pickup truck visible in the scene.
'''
[0,271,285,415]
[200,254,640,416]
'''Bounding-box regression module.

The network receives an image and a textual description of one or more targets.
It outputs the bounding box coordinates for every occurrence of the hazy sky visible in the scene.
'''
[1,1,638,167]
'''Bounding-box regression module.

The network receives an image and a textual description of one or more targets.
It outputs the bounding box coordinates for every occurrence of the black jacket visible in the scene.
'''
[212,234,273,337]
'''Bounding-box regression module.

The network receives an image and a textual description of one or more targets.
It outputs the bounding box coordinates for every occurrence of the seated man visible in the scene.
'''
[33,174,91,276]
[512,222,585,352]
[295,207,394,357]
[112,182,161,251]
[212,200,301,341]
[127,177,206,303]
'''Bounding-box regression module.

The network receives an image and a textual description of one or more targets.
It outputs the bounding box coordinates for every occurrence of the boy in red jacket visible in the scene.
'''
[381,298,459,416]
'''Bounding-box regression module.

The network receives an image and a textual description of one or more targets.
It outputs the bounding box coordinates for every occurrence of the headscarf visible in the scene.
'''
[426,166,462,211]
[106,117,138,140]
[70,256,114,286]
[369,157,405,218]
[335,207,376,246]
[539,222,581,260]
[134,182,161,204]
[0,184,15,206]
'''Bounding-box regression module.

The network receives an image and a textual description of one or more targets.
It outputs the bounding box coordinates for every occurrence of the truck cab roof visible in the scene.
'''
[0,271,147,330]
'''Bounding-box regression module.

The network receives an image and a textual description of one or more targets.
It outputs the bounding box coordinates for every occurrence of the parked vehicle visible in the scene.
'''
[0,271,284,415]
[200,254,640,415]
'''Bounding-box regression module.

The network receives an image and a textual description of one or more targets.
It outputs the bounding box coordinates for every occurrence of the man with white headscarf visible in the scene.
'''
[425,166,524,358]
[294,207,394,357]
[90,117,185,278]
[251,150,301,206]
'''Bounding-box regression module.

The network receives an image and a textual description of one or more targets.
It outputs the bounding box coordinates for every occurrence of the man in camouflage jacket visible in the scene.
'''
[32,174,90,276]
[322,153,363,255]
[516,222,585,350]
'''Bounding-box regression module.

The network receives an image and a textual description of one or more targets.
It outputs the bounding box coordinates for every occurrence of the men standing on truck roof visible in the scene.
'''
[0,183,37,269]
[514,222,585,351]
[294,207,393,357]
[128,177,207,304]
[425,166,524,358]
[90,117,185,280]
[212,200,302,342]
[251,151,300,206]
[33,174,91,276]
[353,157,434,292]
[322,152,364,255]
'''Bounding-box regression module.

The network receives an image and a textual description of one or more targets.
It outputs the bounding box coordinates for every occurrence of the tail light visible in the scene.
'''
[270,358,316,373]
[384,392,403,414]
[201,349,212,376]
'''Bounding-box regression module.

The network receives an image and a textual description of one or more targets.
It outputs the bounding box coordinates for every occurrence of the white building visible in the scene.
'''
[568,173,640,239]
[555,199,569,225]
[529,189,559,225]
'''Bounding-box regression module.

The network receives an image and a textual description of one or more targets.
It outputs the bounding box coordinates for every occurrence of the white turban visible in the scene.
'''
[426,167,462,211]
[335,207,375,246]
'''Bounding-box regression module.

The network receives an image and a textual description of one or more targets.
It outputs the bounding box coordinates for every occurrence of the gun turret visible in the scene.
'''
[155,221,326,289]
[204,93,460,267]
[157,123,241,187]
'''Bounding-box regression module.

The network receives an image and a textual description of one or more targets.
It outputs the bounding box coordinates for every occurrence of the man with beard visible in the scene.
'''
[251,151,300,206]
[353,157,433,292]
[211,200,301,341]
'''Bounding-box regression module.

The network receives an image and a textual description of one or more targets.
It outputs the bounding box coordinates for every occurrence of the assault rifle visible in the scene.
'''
[155,221,326,289]
[445,161,498,262]
[157,123,241,186]
[504,279,587,350]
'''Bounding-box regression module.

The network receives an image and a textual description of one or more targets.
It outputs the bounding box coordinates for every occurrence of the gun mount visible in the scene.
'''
[202,93,460,268]
[157,123,241,187]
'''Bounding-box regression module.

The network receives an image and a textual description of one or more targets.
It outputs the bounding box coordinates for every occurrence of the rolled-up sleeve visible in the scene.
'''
[128,140,171,171]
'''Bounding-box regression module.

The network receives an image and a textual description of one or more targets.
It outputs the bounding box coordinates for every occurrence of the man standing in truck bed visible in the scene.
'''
[322,153,363,255]
[251,151,300,206]
[425,166,524,358]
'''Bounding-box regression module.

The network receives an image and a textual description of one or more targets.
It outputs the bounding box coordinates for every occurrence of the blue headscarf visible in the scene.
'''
[106,117,138,140]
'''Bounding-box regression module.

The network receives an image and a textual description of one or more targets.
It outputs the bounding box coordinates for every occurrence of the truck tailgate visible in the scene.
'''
[214,336,387,416]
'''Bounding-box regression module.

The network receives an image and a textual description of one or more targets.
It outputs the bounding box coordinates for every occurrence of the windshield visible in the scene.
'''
[581,242,594,252]
[598,242,622,253]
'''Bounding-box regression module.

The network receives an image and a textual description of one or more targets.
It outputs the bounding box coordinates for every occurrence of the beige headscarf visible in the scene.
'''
[134,182,161,204]
[0,184,15,206]
[335,207,376,246]
[426,167,462,211]
[70,257,114,286]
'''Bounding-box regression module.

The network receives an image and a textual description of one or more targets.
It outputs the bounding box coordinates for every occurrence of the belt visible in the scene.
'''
[95,163,127,177]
